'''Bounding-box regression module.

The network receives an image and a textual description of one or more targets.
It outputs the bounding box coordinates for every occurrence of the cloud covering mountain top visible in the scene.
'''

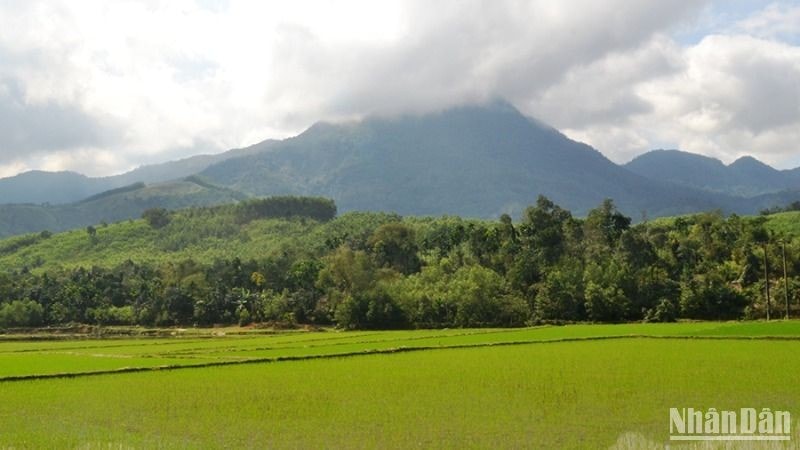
[0,0,798,177]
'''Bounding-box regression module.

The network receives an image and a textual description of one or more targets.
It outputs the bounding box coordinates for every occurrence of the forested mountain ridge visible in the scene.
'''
[625,149,800,197]
[198,101,741,218]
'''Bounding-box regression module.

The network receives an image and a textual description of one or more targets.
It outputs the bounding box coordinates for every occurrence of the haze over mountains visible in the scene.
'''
[0,145,268,205]
[1,100,799,238]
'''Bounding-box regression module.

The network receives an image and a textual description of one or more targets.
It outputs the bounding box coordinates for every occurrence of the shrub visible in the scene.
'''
[0,300,44,328]
[644,298,677,323]
[142,208,171,229]
[89,306,135,325]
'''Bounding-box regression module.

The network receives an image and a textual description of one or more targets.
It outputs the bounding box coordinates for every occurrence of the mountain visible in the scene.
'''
[110,141,278,186]
[0,142,276,205]
[625,150,800,197]
[0,178,248,238]
[0,171,116,205]
[2,100,800,238]
[198,101,735,218]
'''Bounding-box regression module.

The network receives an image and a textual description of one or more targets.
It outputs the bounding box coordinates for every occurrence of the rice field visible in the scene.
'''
[1,321,800,448]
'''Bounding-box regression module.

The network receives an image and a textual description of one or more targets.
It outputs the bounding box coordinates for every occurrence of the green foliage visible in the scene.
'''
[368,223,421,274]
[78,182,146,204]
[235,196,336,223]
[534,264,584,321]
[0,180,248,239]
[0,232,50,256]
[88,306,135,325]
[141,208,171,229]
[333,289,407,330]
[644,298,678,322]
[389,261,527,328]
[0,299,44,328]
[679,274,748,320]
[0,195,799,329]
[761,200,800,215]
[584,199,631,252]
[519,195,572,264]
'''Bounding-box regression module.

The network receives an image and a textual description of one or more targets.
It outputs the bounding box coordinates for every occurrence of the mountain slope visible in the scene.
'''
[110,140,278,186]
[200,101,737,218]
[625,150,800,197]
[0,141,277,205]
[0,171,116,205]
[0,178,248,238]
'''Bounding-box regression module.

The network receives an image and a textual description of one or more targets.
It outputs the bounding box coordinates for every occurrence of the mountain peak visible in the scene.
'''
[626,149,725,167]
[624,149,796,197]
[729,155,774,170]
[305,99,528,135]
[197,106,738,219]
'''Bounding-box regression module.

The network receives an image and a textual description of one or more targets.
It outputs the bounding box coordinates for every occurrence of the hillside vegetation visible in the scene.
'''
[1,195,798,330]
[0,178,249,238]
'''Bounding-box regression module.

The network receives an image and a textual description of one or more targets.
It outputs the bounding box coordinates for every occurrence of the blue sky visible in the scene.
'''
[0,0,798,176]
[675,0,778,43]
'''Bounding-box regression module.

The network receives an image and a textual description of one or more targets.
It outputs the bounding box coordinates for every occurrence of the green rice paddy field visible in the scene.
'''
[2,322,800,448]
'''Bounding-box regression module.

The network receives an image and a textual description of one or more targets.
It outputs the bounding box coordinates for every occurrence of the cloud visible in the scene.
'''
[0,0,798,177]
[293,1,707,118]
[0,77,118,158]
[506,3,800,169]
[735,2,800,42]
[564,32,800,167]
[531,36,685,130]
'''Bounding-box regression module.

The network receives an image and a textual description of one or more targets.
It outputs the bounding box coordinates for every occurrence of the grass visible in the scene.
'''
[1,321,800,448]
[4,322,800,379]
[1,338,799,448]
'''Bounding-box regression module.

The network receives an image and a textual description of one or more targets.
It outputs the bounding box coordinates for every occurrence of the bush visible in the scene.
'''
[644,298,677,323]
[89,306,135,325]
[0,300,44,328]
[334,289,407,330]
[142,208,171,229]
[680,276,747,320]
[236,196,336,223]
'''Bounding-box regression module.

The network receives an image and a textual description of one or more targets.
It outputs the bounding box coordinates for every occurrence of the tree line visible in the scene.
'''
[0,196,797,329]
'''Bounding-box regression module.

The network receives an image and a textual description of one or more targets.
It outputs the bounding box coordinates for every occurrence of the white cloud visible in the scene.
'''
[513,2,800,170]
[563,32,800,168]
[735,2,800,42]
[0,0,799,178]
[0,0,413,175]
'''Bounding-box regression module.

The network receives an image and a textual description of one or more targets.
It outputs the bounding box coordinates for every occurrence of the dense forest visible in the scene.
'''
[0,195,798,330]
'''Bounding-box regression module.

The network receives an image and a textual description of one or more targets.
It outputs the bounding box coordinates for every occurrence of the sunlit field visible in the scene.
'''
[1,322,800,448]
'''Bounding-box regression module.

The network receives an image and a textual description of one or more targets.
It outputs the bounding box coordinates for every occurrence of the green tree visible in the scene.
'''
[0,300,44,328]
[518,195,572,264]
[368,223,421,274]
[534,264,584,321]
[584,199,631,253]
[142,208,171,229]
